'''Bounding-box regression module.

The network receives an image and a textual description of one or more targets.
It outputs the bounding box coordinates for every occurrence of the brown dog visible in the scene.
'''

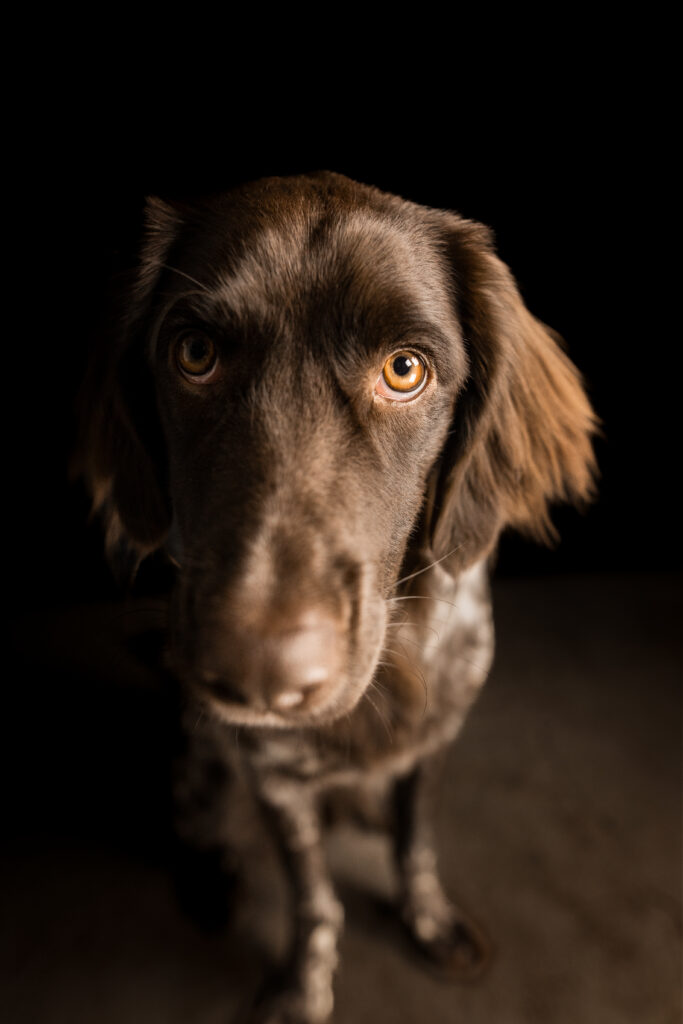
[78,172,597,1023]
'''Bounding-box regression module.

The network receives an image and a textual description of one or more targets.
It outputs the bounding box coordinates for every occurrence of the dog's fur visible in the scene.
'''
[77,172,597,1023]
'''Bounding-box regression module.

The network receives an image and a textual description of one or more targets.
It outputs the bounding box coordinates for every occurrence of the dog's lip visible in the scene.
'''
[190,672,360,729]
[190,677,342,729]
[193,682,294,728]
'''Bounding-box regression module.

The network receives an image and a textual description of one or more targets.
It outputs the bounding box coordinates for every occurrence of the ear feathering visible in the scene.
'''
[428,216,599,574]
[73,197,182,578]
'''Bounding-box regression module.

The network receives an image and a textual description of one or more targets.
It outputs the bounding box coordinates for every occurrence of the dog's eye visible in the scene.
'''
[375,351,427,401]
[175,334,218,381]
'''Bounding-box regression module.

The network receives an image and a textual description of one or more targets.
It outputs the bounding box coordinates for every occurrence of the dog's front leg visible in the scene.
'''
[393,754,490,979]
[251,774,343,1024]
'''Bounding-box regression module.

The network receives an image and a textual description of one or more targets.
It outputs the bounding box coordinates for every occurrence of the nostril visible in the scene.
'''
[205,677,249,706]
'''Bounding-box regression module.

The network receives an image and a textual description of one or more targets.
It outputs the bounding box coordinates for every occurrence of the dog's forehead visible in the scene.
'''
[183,186,456,333]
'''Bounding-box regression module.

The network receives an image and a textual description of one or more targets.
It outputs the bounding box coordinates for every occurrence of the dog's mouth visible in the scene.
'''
[189,673,366,730]
[193,680,303,729]
[184,629,387,729]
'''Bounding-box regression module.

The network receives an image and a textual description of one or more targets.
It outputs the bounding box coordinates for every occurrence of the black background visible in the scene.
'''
[2,44,680,1024]
[7,64,676,610]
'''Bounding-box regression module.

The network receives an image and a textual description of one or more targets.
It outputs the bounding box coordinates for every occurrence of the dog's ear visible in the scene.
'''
[426,214,598,575]
[74,197,181,582]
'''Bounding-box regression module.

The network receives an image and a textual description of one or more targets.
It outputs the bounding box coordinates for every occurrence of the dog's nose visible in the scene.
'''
[198,609,343,715]
[262,613,341,712]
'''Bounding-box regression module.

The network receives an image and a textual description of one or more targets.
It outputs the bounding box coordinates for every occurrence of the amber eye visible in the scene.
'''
[175,333,218,380]
[375,351,428,401]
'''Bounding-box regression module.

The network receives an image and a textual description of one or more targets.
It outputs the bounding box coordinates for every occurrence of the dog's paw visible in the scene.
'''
[404,904,491,981]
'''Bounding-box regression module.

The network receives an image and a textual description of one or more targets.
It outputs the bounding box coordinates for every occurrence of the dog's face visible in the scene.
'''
[150,188,469,727]
[79,173,597,727]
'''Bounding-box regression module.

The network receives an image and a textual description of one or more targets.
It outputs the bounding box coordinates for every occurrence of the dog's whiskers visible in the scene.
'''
[363,682,394,742]
[388,595,460,611]
[393,545,464,589]
[378,644,430,712]
[388,629,441,651]
[384,615,442,645]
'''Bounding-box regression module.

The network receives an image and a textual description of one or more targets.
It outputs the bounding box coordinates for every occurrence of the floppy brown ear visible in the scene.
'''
[428,215,598,575]
[73,197,181,578]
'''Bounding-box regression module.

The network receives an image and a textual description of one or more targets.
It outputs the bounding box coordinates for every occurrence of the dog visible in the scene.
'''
[76,172,597,1023]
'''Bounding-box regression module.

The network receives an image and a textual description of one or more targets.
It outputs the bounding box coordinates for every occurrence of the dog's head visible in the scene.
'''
[77,173,597,726]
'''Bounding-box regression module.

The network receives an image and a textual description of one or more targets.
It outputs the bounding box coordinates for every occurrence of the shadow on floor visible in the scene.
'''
[3,572,681,1023]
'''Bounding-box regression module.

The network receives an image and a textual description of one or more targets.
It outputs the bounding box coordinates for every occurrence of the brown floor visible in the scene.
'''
[3,573,681,1023]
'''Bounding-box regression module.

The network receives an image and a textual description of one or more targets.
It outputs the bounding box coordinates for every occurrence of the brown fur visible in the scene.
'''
[426,216,598,574]
[77,177,597,578]
[75,172,597,1024]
